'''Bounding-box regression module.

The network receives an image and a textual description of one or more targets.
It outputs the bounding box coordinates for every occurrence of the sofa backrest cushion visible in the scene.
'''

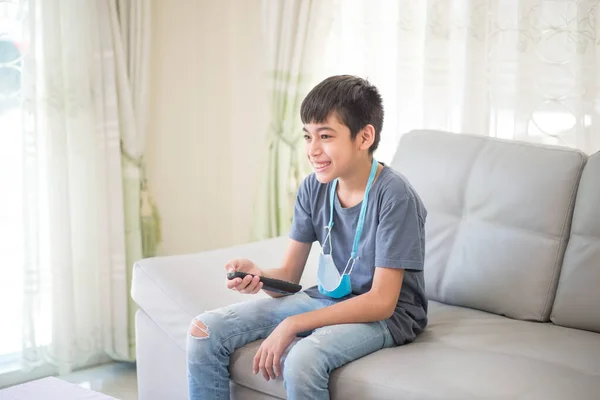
[391,130,586,321]
[550,151,600,332]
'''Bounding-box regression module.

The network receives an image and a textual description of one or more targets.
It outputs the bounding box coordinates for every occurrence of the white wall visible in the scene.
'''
[146,0,268,256]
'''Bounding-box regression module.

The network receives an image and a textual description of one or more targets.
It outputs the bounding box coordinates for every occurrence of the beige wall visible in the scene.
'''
[146,0,268,256]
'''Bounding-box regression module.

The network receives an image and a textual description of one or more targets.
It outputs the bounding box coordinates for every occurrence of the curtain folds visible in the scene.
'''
[19,0,154,375]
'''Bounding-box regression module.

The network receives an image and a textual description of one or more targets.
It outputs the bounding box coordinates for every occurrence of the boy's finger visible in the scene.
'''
[238,275,252,292]
[253,348,261,374]
[253,282,264,294]
[265,352,275,380]
[245,276,261,293]
[260,351,270,381]
[232,276,249,291]
[224,260,238,272]
[226,277,242,290]
[273,354,281,377]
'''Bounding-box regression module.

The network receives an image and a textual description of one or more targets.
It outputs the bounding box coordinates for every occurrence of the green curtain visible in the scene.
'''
[121,150,161,359]
[111,0,158,360]
[252,73,312,240]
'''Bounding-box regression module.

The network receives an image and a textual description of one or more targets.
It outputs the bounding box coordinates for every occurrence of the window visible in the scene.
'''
[0,0,26,374]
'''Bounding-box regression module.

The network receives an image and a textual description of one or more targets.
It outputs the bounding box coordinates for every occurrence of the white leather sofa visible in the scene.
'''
[131,130,600,399]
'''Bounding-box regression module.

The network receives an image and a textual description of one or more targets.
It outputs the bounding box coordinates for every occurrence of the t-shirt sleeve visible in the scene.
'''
[375,195,425,271]
[289,176,317,243]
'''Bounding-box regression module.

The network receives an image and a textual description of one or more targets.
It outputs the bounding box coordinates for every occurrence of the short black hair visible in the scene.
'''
[300,75,384,153]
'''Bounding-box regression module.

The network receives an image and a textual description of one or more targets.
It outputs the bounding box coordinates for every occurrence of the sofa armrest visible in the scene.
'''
[131,235,320,347]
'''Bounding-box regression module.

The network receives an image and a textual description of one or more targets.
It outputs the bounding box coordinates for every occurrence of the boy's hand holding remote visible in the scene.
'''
[225,258,302,296]
[225,259,263,295]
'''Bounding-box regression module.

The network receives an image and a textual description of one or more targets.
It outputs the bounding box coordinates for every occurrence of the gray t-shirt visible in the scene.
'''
[289,164,428,345]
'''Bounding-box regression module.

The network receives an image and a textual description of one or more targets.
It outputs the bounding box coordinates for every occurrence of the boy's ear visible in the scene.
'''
[358,124,376,151]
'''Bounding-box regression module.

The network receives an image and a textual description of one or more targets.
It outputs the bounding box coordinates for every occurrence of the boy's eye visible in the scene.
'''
[303,134,310,140]
[321,134,331,139]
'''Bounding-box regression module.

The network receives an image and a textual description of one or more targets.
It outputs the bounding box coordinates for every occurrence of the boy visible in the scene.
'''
[187,75,428,400]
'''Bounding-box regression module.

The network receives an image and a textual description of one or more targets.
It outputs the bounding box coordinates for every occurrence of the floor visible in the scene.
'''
[59,362,138,400]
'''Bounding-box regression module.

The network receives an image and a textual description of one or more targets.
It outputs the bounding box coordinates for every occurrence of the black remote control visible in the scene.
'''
[227,271,302,295]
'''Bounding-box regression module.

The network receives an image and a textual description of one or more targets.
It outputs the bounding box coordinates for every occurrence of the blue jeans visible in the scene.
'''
[187,292,394,400]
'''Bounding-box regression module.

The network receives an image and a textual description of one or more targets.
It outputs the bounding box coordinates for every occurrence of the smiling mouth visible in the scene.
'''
[312,161,331,172]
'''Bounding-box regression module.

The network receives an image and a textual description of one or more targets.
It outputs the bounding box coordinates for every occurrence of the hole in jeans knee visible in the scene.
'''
[189,318,210,339]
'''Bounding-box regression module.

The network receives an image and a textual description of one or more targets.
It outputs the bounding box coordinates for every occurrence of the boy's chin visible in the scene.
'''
[314,172,335,184]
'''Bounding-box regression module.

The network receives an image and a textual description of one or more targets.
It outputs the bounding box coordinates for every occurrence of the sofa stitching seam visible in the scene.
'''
[543,153,587,321]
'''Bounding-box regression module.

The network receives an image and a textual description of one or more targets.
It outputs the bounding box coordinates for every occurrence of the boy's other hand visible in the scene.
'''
[225,258,264,294]
[253,318,296,381]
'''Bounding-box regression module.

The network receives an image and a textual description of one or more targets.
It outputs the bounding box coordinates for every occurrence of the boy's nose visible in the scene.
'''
[308,140,322,156]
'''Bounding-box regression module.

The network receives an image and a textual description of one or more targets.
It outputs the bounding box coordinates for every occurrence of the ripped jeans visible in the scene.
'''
[186,292,394,400]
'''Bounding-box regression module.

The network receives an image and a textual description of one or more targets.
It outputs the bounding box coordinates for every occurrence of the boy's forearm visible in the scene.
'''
[286,292,394,333]
[258,239,311,297]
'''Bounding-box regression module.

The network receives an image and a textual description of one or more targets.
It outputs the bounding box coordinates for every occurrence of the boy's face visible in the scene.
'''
[303,112,366,184]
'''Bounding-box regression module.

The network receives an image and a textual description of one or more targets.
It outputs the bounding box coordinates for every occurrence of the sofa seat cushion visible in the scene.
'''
[230,301,600,400]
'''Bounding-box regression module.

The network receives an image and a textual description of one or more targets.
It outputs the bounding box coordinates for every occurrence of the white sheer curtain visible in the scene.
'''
[16,0,139,377]
[321,0,600,163]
